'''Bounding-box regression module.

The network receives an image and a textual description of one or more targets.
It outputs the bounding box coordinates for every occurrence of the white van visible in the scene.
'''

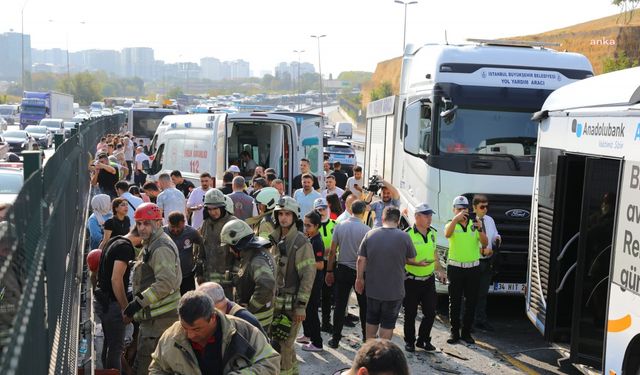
[334,122,353,139]
[147,112,324,194]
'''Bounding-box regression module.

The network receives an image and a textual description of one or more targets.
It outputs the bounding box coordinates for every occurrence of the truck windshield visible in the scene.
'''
[0,108,13,115]
[21,105,46,116]
[436,107,538,157]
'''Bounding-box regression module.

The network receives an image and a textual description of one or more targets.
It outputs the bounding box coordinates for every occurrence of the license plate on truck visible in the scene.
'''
[491,282,525,294]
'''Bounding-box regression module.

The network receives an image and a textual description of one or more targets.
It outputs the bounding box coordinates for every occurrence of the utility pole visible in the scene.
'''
[293,49,305,111]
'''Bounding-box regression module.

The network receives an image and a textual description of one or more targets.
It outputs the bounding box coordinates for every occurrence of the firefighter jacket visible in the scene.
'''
[131,227,182,321]
[149,309,281,375]
[236,248,277,327]
[195,213,237,283]
[270,226,316,316]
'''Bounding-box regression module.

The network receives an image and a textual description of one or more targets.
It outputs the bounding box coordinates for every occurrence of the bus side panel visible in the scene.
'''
[605,160,640,374]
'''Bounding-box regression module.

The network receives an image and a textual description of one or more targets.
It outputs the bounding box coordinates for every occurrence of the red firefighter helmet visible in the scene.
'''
[134,202,163,221]
[87,249,102,272]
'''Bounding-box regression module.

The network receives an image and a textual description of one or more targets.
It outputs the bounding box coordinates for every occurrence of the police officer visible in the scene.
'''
[444,196,488,345]
[193,188,237,299]
[269,196,316,375]
[403,203,446,352]
[123,203,182,375]
[221,219,277,333]
[313,197,337,332]
[249,187,280,239]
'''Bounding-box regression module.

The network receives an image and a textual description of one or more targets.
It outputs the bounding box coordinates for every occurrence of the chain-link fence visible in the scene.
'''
[0,114,123,374]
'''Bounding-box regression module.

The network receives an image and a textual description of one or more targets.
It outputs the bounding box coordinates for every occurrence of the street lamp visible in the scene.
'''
[48,19,87,86]
[310,34,326,115]
[21,0,30,94]
[394,0,418,54]
[293,49,305,111]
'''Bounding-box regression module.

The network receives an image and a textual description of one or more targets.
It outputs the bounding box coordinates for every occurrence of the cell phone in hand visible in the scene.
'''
[468,212,477,222]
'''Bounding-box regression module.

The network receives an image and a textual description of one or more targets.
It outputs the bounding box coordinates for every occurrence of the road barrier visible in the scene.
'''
[0,114,123,374]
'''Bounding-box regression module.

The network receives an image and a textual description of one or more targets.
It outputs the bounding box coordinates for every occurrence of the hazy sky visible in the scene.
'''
[1,0,621,77]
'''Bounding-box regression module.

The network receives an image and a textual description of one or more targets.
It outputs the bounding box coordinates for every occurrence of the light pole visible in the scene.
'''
[310,34,326,115]
[21,0,30,94]
[394,0,418,54]
[293,49,304,111]
[48,19,87,89]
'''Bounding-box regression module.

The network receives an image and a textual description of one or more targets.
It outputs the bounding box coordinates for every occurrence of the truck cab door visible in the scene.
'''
[297,116,324,189]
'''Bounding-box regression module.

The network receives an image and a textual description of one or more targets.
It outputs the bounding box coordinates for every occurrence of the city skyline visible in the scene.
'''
[0,0,621,78]
[5,40,320,83]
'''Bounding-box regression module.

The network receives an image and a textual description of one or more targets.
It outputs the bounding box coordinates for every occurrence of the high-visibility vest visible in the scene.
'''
[319,219,336,259]
[405,226,437,276]
[446,220,481,263]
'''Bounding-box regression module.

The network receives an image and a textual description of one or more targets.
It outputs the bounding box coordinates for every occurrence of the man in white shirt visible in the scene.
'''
[134,147,151,187]
[346,166,364,198]
[472,194,501,332]
[156,173,186,225]
[336,193,357,224]
[322,175,345,198]
[293,174,322,216]
[186,172,213,230]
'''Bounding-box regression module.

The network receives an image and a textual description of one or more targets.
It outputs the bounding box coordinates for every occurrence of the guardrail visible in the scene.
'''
[0,114,122,374]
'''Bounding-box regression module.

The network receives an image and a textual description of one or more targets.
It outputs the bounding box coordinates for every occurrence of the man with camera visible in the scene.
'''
[365,176,400,228]
[444,196,488,345]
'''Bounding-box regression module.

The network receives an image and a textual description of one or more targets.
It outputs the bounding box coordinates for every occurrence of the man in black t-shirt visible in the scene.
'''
[331,162,348,190]
[94,230,141,372]
[292,158,320,191]
[171,170,195,198]
[164,212,204,295]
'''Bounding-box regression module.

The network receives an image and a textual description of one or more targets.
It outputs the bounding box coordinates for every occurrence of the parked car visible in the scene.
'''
[0,167,23,204]
[24,125,52,148]
[39,118,65,135]
[2,130,36,154]
[324,139,357,175]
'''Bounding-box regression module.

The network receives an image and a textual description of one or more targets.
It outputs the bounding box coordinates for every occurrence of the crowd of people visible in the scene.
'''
[86,131,502,375]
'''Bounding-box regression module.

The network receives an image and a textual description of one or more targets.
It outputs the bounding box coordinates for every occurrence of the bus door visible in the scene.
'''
[545,153,620,369]
[297,117,324,189]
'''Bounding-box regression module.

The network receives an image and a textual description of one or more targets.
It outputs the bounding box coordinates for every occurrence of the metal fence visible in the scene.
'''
[0,114,123,374]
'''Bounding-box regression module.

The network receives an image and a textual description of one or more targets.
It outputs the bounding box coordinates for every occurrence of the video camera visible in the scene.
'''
[364,175,384,194]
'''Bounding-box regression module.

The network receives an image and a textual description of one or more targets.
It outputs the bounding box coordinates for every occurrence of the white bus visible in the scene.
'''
[376,39,593,294]
[526,67,640,374]
[127,107,176,147]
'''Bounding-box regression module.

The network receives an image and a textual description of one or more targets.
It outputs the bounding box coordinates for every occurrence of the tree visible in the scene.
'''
[602,50,639,73]
[56,72,102,105]
[370,81,393,101]
[167,86,184,99]
[613,0,640,24]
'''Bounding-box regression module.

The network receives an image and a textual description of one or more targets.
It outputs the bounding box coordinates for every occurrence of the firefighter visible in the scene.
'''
[193,188,237,299]
[269,196,317,375]
[123,202,182,375]
[247,187,280,240]
[221,219,277,333]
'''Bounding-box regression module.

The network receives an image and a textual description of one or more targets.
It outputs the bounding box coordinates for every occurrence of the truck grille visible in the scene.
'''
[529,204,553,327]
[481,194,532,283]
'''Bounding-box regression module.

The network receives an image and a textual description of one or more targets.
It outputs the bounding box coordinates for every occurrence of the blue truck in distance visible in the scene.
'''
[20,91,74,129]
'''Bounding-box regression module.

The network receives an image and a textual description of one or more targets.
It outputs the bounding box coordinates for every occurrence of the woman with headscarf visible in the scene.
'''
[86,194,113,249]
